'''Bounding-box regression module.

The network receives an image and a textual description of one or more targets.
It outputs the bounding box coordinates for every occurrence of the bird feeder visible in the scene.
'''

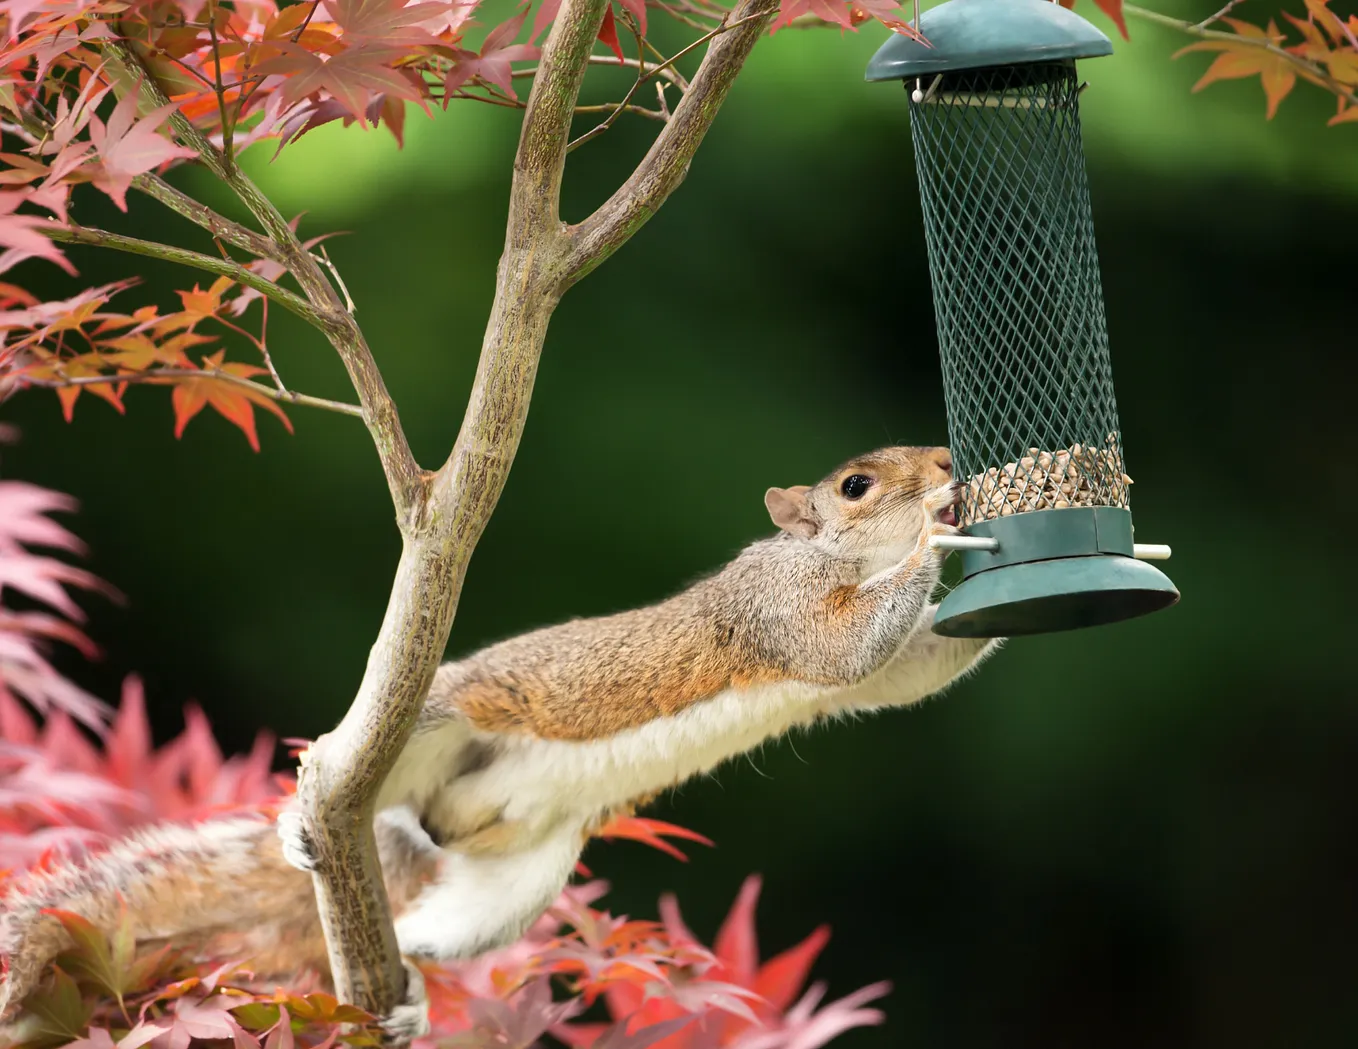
[866,0,1178,638]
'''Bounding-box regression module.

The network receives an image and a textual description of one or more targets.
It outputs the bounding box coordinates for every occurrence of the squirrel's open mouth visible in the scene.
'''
[938,506,958,527]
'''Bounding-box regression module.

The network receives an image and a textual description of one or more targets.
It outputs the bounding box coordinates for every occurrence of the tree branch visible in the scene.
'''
[39,223,325,325]
[289,0,609,1023]
[1124,3,1358,109]
[103,38,425,519]
[133,172,286,263]
[506,0,612,240]
[565,0,779,281]
[22,369,364,417]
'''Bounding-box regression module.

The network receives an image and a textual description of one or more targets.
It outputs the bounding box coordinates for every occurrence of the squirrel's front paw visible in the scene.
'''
[276,808,318,872]
[378,961,431,1045]
[922,483,961,551]
[923,482,960,518]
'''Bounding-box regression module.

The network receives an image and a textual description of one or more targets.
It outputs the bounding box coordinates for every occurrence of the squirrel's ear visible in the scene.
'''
[765,485,817,539]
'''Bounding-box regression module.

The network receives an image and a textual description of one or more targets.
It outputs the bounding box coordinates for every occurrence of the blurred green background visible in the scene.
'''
[5,0,1358,1045]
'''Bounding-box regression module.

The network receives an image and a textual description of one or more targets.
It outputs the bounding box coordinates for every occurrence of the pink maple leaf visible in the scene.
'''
[0,191,75,276]
[86,92,197,212]
[771,0,854,31]
[555,875,890,1049]
[328,0,449,45]
[445,8,539,97]
[254,42,427,123]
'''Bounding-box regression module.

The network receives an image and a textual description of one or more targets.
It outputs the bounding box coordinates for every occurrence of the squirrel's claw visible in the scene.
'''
[276,809,318,872]
[378,961,431,1046]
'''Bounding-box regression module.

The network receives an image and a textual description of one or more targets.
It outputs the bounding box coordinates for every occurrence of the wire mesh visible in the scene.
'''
[908,61,1130,526]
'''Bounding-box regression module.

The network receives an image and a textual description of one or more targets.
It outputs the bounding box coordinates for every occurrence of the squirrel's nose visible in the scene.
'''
[936,455,953,475]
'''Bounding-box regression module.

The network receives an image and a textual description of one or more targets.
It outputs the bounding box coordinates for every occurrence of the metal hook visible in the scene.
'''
[912,75,942,105]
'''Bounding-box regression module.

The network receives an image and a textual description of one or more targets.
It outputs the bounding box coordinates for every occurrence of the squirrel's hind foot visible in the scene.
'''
[378,961,431,1046]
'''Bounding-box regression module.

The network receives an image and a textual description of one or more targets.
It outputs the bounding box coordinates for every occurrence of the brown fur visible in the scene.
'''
[430,446,954,741]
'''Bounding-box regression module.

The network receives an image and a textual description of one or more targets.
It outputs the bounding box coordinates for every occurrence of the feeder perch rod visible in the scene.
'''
[930,535,1000,552]
[929,535,1173,561]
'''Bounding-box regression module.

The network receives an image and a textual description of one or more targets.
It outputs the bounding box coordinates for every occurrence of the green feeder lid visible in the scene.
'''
[865,0,1113,81]
[932,554,1180,638]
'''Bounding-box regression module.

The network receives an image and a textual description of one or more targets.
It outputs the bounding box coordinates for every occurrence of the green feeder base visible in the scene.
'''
[933,554,1180,638]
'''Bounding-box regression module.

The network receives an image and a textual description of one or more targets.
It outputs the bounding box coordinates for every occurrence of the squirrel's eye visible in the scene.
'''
[841,475,872,500]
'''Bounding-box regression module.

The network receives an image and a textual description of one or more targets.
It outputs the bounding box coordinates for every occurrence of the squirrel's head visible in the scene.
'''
[764,446,957,565]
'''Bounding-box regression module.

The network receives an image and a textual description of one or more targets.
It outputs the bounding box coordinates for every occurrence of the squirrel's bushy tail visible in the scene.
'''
[0,815,322,1021]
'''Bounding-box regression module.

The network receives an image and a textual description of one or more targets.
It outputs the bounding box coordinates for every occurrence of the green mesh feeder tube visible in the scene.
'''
[866,0,1179,637]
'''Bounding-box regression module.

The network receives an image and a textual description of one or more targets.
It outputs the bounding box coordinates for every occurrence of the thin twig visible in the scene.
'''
[567,8,768,151]
[0,121,39,146]
[205,1,236,165]
[567,0,780,277]
[23,369,363,416]
[317,245,356,315]
[441,89,525,108]
[256,300,286,393]
[1125,3,1358,109]
[650,0,722,32]
[39,223,328,325]
[511,54,690,91]
[232,1,321,124]
[785,12,863,28]
[440,89,665,119]
[623,6,647,105]
[1191,0,1243,31]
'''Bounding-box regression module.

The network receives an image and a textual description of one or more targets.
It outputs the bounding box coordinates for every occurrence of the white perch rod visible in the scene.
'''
[929,536,1173,561]
[928,535,999,552]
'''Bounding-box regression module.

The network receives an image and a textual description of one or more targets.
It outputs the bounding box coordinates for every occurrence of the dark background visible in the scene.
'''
[5,1,1357,1045]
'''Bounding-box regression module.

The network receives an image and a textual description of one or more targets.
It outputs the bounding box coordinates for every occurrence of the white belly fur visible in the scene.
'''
[480,677,836,824]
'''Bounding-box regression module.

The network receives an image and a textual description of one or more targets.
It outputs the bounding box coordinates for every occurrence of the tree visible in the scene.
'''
[0,478,891,1047]
[0,0,1351,1038]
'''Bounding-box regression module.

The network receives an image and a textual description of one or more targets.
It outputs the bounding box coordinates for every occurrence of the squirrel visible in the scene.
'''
[0,444,1003,1043]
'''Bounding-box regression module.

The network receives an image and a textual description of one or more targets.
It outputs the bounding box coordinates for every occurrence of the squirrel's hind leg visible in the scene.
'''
[393,818,584,961]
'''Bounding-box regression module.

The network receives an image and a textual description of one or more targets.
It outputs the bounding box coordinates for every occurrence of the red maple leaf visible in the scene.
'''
[592,815,713,862]
[168,350,294,452]
[596,6,623,61]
